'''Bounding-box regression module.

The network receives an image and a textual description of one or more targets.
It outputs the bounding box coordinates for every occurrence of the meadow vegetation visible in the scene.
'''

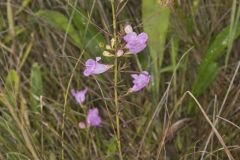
[0,0,240,159]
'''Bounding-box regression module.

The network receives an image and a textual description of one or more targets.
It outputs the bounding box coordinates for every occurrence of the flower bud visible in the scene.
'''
[103,51,114,57]
[106,45,112,50]
[124,24,133,34]
[116,50,124,57]
[79,122,86,129]
[111,38,116,48]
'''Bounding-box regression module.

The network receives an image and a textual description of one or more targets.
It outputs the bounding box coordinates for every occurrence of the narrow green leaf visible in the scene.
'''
[225,1,240,66]
[192,63,219,96]
[192,0,200,16]
[0,11,4,30]
[170,36,179,103]
[105,137,117,160]
[193,22,240,94]
[36,10,82,48]
[4,70,20,107]
[142,1,170,101]
[7,0,15,38]
[170,36,179,69]
[189,63,219,114]
[3,26,25,43]
[49,152,57,160]
[203,23,240,65]
[36,9,105,55]
[189,23,240,114]
[16,0,31,14]
[5,70,19,93]
[71,7,105,54]
[30,63,43,112]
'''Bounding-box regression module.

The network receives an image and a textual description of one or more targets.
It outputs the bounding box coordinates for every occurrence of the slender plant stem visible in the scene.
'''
[114,57,123,160]
[111,0,123,159]
[111,1,117,42]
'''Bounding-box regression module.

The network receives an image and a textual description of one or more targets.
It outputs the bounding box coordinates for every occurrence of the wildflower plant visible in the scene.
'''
[70,2,150,159]
[71,23,150,159]
[1,1,239,160]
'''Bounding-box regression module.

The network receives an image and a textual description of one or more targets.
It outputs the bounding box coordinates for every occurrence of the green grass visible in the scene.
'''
[0,0,240,159]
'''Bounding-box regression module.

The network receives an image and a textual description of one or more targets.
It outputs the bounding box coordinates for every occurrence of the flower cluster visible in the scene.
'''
[72,88,101,128]
[72,25,150,129]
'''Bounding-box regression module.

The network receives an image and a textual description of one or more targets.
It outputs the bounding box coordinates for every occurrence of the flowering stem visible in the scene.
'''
[111,0,123,160]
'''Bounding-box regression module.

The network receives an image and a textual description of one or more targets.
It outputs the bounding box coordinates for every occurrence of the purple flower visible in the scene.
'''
[87,108,101,127]
[71,88,88,104]
[83,57,112,76]
[124,32,148,54]
[130,71,150,92]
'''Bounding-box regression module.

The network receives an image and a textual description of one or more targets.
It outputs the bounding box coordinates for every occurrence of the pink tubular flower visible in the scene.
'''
[71,88,88,104]
[124,30,148,54]
[83,57,111,76]
[130,71,150,92]
[87,108,101,127]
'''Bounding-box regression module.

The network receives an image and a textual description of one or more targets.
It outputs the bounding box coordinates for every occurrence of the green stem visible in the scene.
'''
[111,1,123,159]
[114,57,123,160]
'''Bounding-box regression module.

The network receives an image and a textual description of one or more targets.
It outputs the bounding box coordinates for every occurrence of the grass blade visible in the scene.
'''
[30,63,43,113]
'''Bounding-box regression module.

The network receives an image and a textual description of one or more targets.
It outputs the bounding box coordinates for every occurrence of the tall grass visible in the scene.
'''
[0,0,240,159]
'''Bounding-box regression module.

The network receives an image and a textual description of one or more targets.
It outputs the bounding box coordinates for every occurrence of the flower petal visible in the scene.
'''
[128,43,146,54]
[124,31,148,54]
[85,59,96,67]
[71,88,88,104]
[93,63,110,75]
[84,58,110,76]
[87,108,101,126]
[71,89,77,96]
[138,32,148,43]
[96,57,101,61]
[124,32,137,43]
[130,71,150,92]
[83,68,94,76]
[131,74,139,79]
